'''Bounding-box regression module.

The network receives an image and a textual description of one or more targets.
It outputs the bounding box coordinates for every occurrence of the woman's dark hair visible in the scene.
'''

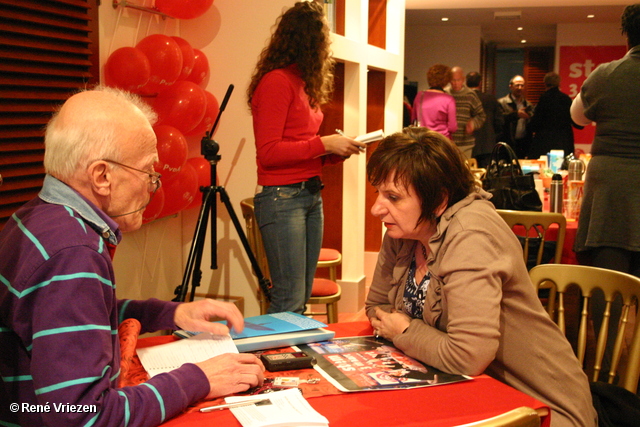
[367,127,476,224]
[247,1,334,109]
[426,64,451,89]
[621,4,640,48]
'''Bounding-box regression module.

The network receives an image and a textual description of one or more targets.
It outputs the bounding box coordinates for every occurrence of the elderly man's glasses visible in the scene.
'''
[102,159,162,193]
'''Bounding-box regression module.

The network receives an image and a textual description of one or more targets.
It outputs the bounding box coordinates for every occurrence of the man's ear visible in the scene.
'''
[87,161,112,196]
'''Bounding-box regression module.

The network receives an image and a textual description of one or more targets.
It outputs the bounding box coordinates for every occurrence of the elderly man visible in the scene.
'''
[0,86,264,426]
[498,75,534,158]
[446,66,486,159]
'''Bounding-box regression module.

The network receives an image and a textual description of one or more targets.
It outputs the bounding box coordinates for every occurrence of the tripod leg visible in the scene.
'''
[217,187,271,301]
[173,186,213,302]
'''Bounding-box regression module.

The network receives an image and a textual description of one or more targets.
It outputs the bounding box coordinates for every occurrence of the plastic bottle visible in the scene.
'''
[550,174,563,213]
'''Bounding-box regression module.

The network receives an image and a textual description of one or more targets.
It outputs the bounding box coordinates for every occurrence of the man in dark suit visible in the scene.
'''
[498,75,534,158]
[466,72,504,168]
[528,72,581,159]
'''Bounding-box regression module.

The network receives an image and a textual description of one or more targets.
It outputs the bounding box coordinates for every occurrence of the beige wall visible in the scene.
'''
[105,1,405,317]
[404,25,482,91]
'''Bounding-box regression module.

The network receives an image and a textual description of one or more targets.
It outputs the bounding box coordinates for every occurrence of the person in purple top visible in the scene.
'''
[0,86,264,426]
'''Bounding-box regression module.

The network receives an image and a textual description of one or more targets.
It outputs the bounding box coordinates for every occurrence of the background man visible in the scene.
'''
[498,75,534,158]
[0,86,264,426]
[466,71,504,168]
[528,71,580,159]
[446,66,486,159]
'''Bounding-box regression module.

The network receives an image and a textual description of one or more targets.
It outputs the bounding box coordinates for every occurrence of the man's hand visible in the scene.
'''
[370,307,411,341]
[195,353,265,399]
[517,107,531,119]
[174,299,244,336]
[465,119,475,135]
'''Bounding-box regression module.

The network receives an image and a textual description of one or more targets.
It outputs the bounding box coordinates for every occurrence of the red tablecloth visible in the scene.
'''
[138,322,550,426]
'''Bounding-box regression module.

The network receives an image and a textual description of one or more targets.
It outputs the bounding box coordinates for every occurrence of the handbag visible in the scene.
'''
[482,142,542,211]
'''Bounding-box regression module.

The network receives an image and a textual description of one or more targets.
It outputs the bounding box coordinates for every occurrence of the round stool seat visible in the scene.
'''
[319,248,341,262]
[311,278,339,296]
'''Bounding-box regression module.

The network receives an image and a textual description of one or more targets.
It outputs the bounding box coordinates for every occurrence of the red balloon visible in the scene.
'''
[171,36,195,81]
[135,34,183,95]
[159,162,199,217]
[185,157,211,209]
[154,125,188,180]
[142,186,165,223]
[104,47,150,92]
[156,0,213,20]
[186,91,220,136]
[154,81,206,134]
[186,49,210,88]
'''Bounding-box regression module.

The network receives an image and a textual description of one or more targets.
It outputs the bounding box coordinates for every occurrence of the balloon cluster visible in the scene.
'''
[104,31,219,224]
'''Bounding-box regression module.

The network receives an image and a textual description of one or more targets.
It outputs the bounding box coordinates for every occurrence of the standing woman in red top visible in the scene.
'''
[247,1,363,314]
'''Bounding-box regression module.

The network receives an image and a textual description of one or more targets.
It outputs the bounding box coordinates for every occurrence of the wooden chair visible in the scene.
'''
[497,209,566,316]
[529,264,640,393]
[239,198,341,323]
[454,406,541,427]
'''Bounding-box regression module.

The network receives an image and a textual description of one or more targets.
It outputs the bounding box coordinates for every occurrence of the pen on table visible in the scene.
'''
[200,398,270,412]
[336,128,365,151]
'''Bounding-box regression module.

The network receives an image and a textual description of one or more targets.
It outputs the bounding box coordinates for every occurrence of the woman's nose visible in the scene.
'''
[370,195,386,218]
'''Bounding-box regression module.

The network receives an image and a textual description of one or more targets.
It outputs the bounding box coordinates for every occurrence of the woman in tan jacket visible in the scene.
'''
[365,127,596,427]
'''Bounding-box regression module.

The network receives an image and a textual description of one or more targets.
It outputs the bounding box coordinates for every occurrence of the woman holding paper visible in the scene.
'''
[365,127,596,427]
[247,1,363,314]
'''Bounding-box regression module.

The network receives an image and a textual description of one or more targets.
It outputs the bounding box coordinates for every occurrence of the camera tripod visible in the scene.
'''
[173,84,271,303]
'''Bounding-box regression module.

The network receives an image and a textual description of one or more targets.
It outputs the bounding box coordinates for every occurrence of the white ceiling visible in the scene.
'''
[405,2,628,48]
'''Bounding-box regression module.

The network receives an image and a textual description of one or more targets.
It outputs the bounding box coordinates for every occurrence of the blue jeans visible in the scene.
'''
[254,185,323,314]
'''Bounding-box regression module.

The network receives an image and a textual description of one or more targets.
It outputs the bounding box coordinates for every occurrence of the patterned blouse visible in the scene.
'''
[403,254,431,319]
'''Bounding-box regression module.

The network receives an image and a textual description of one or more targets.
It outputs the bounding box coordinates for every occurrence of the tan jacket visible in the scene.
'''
[366,189,597,427]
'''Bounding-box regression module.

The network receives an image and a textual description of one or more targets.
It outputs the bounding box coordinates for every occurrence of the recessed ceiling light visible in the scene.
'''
[521,39,527,44]
[517,27,523,31]
[441,17,449,21]
[587,14,595,19]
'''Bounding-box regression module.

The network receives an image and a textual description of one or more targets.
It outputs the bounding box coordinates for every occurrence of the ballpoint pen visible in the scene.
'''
[199,398,271,412]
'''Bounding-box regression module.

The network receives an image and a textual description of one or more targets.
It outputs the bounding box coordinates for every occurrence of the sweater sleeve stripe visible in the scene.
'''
[34,366,110,395]
[17,272,114,298]
[33,324,111,339]
[141,382,166,423]
[12,213,49,260]
[117,390,131,427]
[119,299,132,324]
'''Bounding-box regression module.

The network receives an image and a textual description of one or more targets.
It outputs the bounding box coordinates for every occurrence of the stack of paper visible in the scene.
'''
[226,388,328,427]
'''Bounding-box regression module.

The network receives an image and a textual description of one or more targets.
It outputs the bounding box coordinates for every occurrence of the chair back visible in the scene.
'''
[240,198,270,314]
[496,209,566,267]
[529,264,640,393]
[454,406,541,427]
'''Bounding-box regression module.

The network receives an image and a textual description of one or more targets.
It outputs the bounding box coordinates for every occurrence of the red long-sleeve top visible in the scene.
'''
[251,65,343,186]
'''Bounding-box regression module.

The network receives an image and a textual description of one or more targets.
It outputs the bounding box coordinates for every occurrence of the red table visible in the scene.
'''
[138,322,550,426]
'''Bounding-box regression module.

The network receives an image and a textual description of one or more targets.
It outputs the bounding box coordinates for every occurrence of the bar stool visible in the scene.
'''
[317,248,342,282]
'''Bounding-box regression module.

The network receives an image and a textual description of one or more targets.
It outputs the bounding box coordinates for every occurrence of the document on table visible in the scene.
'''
[137,333,238,377]
[226,388,329,427]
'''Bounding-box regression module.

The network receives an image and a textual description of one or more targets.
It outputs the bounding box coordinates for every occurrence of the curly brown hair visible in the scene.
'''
[426,64,452,89]
[247,1,334,109]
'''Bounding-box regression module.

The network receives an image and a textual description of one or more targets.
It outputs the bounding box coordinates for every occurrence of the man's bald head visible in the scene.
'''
[450,66,465,92]
[44,86,157,183]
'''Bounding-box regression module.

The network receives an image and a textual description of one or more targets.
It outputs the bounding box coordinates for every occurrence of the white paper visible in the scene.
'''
[137,333,238,377]
[355,129,384,144]
[227,388,328,427]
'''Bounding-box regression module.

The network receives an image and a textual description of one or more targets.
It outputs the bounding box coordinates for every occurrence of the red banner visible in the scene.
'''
[559,45,627,149]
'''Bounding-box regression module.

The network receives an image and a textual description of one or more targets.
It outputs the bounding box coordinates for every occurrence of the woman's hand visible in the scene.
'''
[321,134,365,157]
[370,307,411,341]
